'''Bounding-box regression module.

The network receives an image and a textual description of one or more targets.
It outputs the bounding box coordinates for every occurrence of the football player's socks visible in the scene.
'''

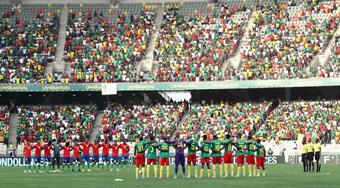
[91,163,94,169]
[146,165,150,178]
[207,169,211,178]
[83,163,85,170]
[77,163,81,170]
[166,166,170,177]
[263,170,266,176]
[135,167,139,177]
[88,163,90,170]
[34,164,36,171]
[154,165,158,177]
[230,164,234,176]
[200,169,204,177]
[253,165,256,175]
[212,164,216,177]
[38,164,41,170]
[48,163,51,171]
[187,166,191,176]
[43,163,46,171]
[194,166,198,177]
[24,165,26,171]
[62,163,65,171]
[160,166,163,177]
[67,164,70,171]
[97,163,100,169]
[141,167,145,177]
[111,162,114,170]
[248,165,252,175]
[116,163,119,170]
[257,169,260,176]
[28,165,31,170]
[242,166,246,176]
[237,167,241,175]
[224,164,228,176]
[219,164,223,177]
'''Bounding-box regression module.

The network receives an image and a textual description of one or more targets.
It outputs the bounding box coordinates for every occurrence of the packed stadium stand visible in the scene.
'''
[237,1,340,80]
[266,100,340,142]
[153,1,250,82]
[0,3,61,83]
[0,106,10,145]
[0,0,340,161]
[16,105,97,143]
[98,101,186,142]
[176,100,272,139]
[64,3,156,83]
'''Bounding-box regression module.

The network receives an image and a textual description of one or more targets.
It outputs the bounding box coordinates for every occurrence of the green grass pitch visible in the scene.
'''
[0,164,338,188]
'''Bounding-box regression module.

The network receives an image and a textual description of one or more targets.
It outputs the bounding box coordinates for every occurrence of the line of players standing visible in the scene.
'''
[23,138,130,173]
[301,137,322,173]
[134,134,266,179]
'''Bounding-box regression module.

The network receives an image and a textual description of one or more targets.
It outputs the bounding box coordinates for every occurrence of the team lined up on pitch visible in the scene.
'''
[23,138,130,173]
[135,134,266,179]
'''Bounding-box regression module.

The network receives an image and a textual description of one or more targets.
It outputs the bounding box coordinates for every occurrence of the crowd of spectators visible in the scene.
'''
[64,7,155,83]
[266,100,340,144]
[153,3,250,82]
[0,5,60,83]
[237,1,339,80]
[0,106,10,145]
[175,100,272,141]
[16,105,97,143]
[316,34,340,78]
[97,101,186,142]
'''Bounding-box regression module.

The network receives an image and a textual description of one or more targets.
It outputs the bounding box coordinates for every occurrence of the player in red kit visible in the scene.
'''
[111,140,120,172]
[24,141,33,173]
[101,139,111,171]
[61,142,72,172]
[43,141,52,172]
[72,141,82,172]
[91,139,101,171]
[119,140,130,171]
[32,140,43,173]
[80,138,91,172]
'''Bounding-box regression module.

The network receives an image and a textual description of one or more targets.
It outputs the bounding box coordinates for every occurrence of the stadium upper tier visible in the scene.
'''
[64,3,155,83]
[16,105,97,142]
[237,1,340,80]
[153,2,250,82]
[0,4,61,83]
[0,1,339,84]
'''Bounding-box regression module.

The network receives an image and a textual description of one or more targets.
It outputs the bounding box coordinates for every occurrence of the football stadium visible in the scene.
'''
[0,0,340,187]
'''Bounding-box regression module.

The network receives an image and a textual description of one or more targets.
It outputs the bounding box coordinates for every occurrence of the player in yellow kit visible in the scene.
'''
[306,138,314,172]
[301,139,308,172]
[314,138,321,173]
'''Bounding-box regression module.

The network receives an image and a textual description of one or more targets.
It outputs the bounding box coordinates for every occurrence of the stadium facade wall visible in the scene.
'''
[1,78,340,92]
